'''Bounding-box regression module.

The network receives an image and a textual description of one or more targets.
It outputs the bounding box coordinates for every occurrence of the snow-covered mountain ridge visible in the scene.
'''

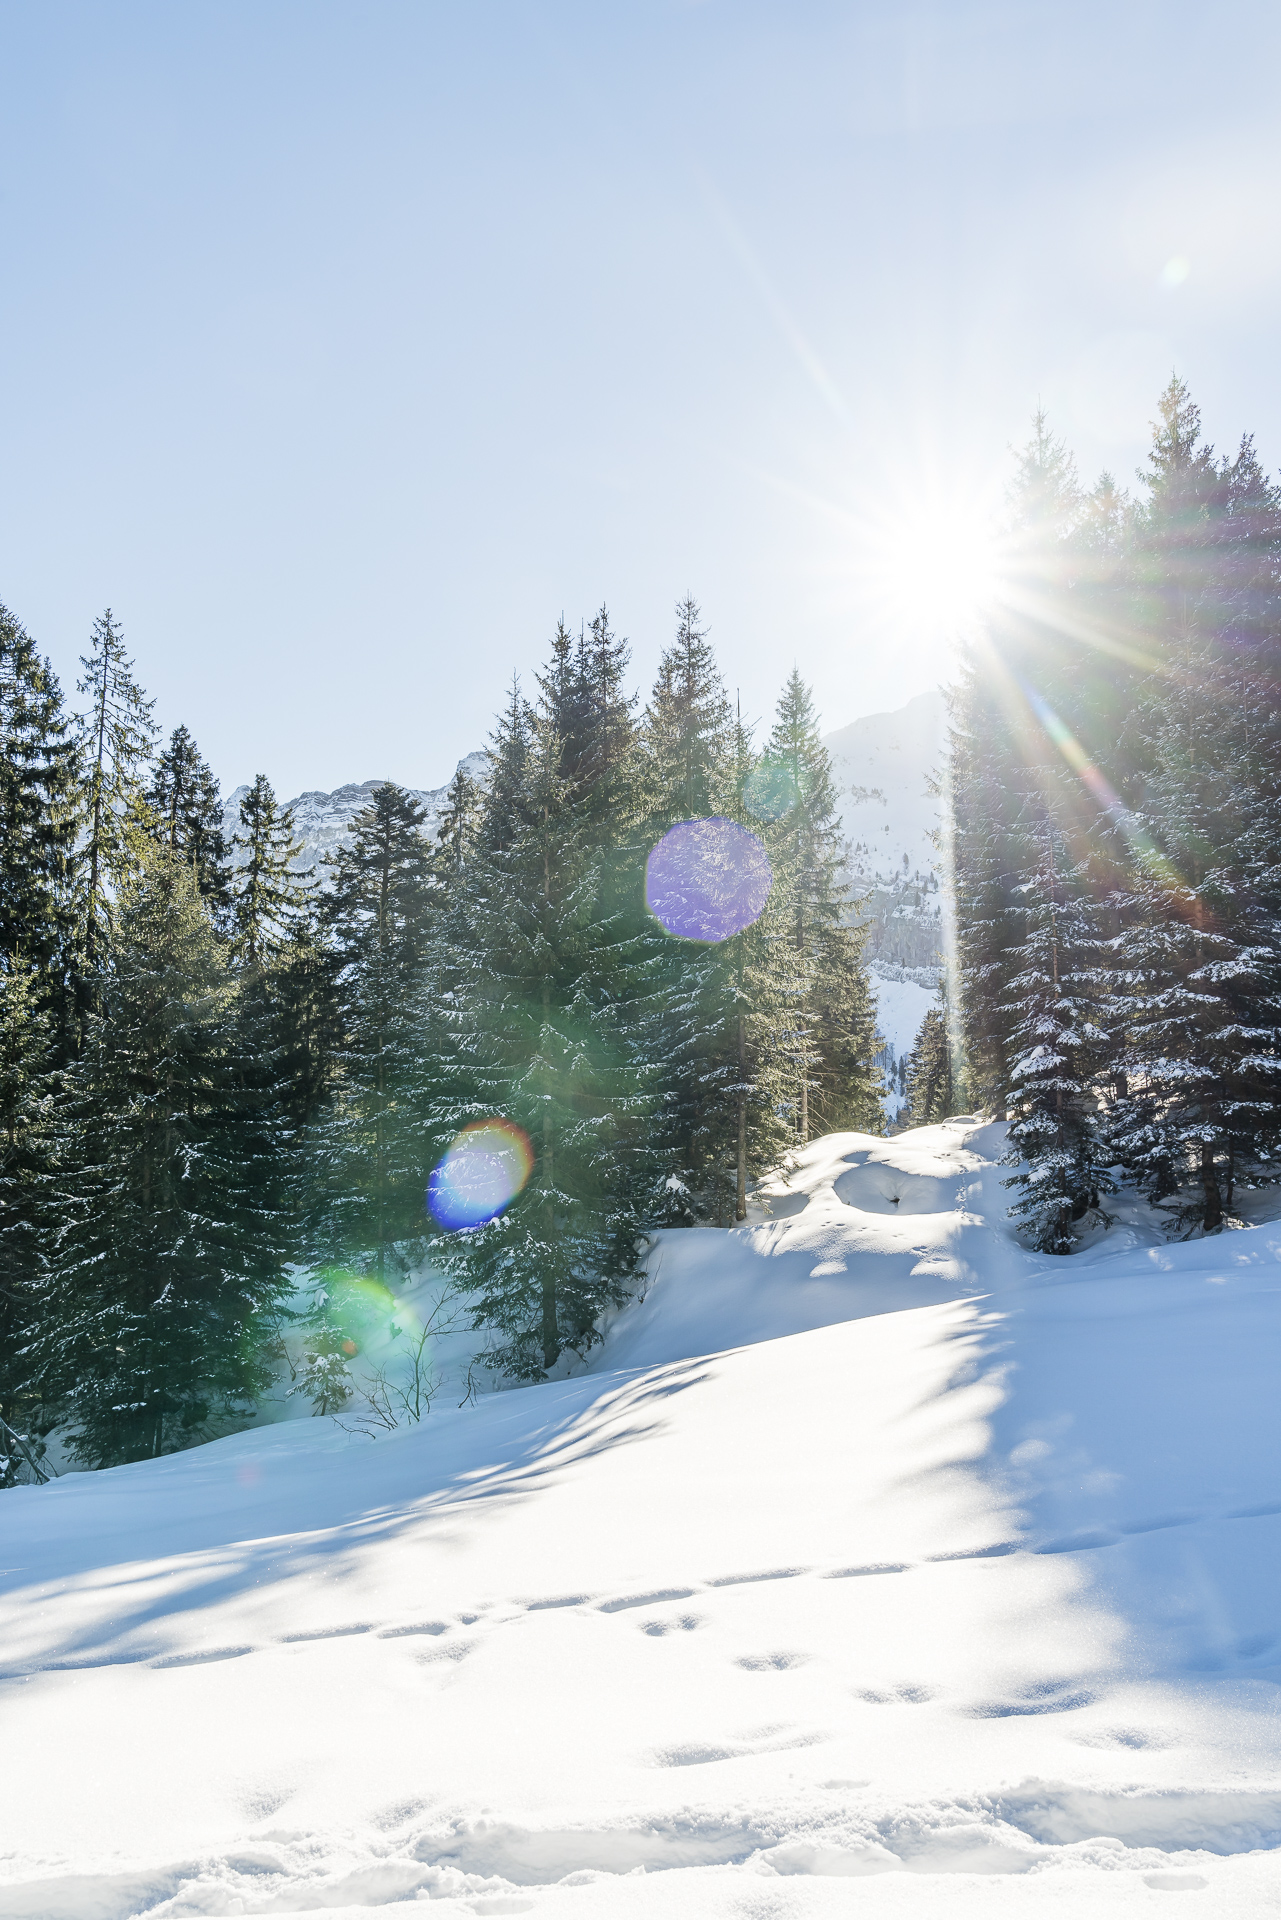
[221,752,489,873]
[3,1119,1277,1915]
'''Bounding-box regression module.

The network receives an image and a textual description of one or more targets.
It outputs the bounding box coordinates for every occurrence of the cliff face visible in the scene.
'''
[220,752,488,873]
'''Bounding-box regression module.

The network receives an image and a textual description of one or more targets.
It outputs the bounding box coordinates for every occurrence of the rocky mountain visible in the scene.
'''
[221,752,489,873]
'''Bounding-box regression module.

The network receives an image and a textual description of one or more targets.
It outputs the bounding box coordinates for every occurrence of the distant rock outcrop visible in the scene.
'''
[221,752,488,874]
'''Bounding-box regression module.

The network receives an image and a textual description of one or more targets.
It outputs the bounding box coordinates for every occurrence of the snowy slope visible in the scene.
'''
[221,753,487,874]
[822,693,948,1089]
[3,1122,1279,1916]
[822,689,946,887]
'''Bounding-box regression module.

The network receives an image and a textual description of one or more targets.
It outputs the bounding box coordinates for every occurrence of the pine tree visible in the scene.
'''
[147,725,231,921]
[1106,380,1281,1229]
[0,605,81,1052]
[75,609,157,980]
[428,647,664,1376]
[311,784,437,1275]
[230,774,307,967]
[0,959,57,1483]
[643,596,731,820]
[762,668,881,1144]
[904,1004,954,1125]
[33,849,291,1465]
[1002,809,1112,1251]
[432,763,482,884]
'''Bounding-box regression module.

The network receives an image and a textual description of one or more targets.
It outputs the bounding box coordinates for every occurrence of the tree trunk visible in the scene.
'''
[735,1013,747,1222]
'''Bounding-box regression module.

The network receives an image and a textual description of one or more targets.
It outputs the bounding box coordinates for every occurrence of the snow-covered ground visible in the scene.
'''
[3,1122,1280,1917]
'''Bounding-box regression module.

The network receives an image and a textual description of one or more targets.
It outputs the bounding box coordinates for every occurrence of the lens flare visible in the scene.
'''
[428,1118,535,1231]
[742,756,799,822]
[646,817,773,943]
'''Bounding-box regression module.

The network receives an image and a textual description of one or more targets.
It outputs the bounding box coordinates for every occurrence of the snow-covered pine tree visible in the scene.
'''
[33,847,291,1465]
[1002,802,1112,1251]
[75,609,157,987]
[1105,381,1281,1228]
[948,414,1085,1118]
[147,725,231,925]
[310,783,437,1276]
[230,774,308,968]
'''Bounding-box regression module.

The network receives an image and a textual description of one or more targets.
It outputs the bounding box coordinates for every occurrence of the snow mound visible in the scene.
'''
[2,1120,1280,1917]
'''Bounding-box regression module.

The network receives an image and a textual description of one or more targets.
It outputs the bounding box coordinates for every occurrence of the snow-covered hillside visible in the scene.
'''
[221,753,488,874]
[822,689,946,885]
[822,692,948,1097]
[4,1122,1279,1916]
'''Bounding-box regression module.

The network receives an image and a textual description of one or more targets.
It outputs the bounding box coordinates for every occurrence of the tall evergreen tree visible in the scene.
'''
[75,609,157,979]
[904,1004,954,1126]
[229,774,307,967]
[1002,809,1112,1251]
[147,725,231,921]
[311,784,436,1275]
[0,959,57,1483]
[0,606,81,1050]
[762,668,881,1144]
[1106,384,1281,1227]
[428,647,664,1375]
[32,849,291,1465]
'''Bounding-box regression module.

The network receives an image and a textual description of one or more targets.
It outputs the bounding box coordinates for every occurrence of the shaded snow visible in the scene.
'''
[2,1120,1280,1917]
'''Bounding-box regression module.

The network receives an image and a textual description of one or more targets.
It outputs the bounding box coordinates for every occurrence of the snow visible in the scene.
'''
[3,1121,1280,1917]
[870,966,938,1060]
[823,691,945,885]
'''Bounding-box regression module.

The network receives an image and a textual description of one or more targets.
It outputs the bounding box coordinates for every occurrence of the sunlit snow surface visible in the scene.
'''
[3,1122,1281,1917]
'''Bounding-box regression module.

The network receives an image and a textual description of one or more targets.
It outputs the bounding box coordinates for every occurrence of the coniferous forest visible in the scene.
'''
[7,375,1278,1481]
[0,596,880,1477]
[949,378,1281,1251]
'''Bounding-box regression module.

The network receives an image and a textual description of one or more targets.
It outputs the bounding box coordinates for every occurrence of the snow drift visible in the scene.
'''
[2,1120,1279,1917]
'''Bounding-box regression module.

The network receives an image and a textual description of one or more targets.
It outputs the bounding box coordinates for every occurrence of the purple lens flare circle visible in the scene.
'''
[645,817,773,944]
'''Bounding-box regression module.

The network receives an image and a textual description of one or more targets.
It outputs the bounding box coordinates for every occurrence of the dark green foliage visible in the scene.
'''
[762,668,882,1145]
[230,774,308,967]
[0,608,81,1031]
[0,960,58,1483]
[427,671,666,1377]
[310,784,437,1276]
[147,725,231,920]
[75,609,157,978]
[1001,815,1113,1251]
[31,850,292,1466]
[904,1005,954,1126]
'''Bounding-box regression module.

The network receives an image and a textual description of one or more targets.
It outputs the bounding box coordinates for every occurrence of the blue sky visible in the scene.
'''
[3,1,1280,798]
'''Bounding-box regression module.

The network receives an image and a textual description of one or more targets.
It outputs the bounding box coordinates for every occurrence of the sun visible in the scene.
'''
[864,492,1004,645]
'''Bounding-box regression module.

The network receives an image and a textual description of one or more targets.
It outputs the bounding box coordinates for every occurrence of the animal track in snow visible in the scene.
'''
[736,1651,812,1670]
[14,1512,1276,1684]
[599,1586,697,1613]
